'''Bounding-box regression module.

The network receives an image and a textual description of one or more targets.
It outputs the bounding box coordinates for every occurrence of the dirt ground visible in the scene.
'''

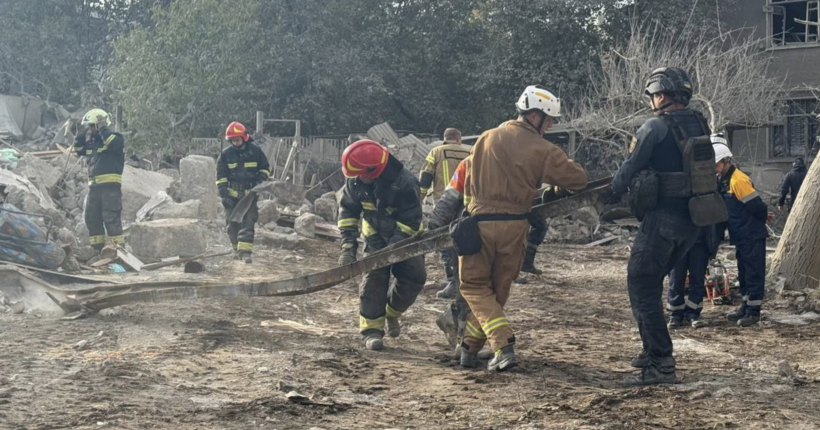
[2,239,820,430]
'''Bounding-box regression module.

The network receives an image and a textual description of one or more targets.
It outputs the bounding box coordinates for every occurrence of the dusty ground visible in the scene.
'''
[2,239,820,430]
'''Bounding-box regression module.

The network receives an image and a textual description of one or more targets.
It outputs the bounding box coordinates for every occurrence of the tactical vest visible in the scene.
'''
[657,114,728,226]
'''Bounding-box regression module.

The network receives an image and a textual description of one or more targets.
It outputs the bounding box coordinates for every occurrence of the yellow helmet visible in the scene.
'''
[81,108,111,126]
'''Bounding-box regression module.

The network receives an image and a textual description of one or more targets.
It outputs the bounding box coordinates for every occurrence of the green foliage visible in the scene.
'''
[111,0,268,151]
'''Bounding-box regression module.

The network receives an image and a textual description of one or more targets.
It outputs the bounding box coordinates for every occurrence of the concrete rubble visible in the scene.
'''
[257,200,281,226]
[294,213,318,238]
[179,155,219,220]
[313,191,338,223]
[128,218,207,260]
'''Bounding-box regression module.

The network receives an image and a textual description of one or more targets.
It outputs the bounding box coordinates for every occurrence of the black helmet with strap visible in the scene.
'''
[645,67,694,111]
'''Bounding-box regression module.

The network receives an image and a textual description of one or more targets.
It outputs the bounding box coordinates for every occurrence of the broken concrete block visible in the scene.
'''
[57,227,78,248]
[75,245,97,261]
[151,200,201,220]
[257,200,280,226]
[128,219,207,259]
[74,221,90,246]
[294,213,318,238]
[157,168,180,181]
[122,165,174,225]
[14,153,62,190]
[179,155,218,220]
[263,222,278,231]
[44,207,66,229]
[314,195,338,223]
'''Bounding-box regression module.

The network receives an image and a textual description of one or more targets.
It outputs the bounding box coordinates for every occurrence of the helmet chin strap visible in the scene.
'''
[525,111,547,133]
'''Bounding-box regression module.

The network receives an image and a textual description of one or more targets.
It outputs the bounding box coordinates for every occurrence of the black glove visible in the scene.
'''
[222,197,236,210]
[256,171,268,184]
[598,186,621,205]
[338,245,357,266]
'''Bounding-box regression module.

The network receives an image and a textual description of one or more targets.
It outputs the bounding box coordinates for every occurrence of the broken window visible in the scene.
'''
[770,98,819,158]
[767,0,820,47]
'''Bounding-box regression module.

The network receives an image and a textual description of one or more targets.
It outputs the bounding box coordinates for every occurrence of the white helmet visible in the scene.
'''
[713,143,733,163]
[515,85,561,118]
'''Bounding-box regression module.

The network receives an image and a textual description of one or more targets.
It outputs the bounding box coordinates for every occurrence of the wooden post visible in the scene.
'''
[115,105,124,133]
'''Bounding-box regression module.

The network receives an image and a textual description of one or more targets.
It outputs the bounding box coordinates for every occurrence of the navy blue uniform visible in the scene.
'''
[611,109,710,368]
[720,166,768,316]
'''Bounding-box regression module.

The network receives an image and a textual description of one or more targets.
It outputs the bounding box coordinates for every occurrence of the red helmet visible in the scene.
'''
[342,140,389,180]
[225,121,249,142]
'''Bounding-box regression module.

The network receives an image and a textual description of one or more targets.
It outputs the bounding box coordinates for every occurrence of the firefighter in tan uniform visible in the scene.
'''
[419,128,470,299]
[459,86,587,371]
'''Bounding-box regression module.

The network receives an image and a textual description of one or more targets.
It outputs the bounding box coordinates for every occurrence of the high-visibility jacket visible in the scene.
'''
[74,128,125,187]
[337,155,423,252]
[720,166,768,243]
[215,139,271,199]
[419,141,470,200]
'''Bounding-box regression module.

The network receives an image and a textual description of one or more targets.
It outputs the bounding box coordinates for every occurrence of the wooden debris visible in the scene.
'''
[584,236,620,247]
[116,246,144,272]
[141,251,231,271]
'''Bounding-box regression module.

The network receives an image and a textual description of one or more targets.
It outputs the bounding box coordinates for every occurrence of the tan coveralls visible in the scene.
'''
[460,120,587,353]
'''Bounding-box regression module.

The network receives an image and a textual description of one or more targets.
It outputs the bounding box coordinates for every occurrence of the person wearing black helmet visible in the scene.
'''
[599,67,726,386]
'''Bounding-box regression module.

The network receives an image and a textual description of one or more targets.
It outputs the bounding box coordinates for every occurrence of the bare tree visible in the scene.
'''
[568,22,787,163]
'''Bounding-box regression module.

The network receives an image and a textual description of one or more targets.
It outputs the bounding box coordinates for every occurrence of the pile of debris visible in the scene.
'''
[544,207,638,245]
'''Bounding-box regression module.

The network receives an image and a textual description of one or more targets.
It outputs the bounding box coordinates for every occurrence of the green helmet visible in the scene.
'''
[644,67,693,106]
[81,108,111,127]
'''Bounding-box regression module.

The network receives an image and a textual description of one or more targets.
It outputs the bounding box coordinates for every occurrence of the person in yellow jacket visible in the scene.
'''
[459,86,588,371]
[419,128,470,299]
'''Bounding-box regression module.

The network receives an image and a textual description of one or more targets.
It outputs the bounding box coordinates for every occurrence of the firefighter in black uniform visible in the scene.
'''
[600,67,726,386]
[336,139,427,351]
[216,121,270,264]
[74,108,125,256]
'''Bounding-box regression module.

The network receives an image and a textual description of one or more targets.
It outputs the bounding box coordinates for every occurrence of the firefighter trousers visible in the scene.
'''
[667,241,709,318]
[359,254,426,337]
[628,210,698,365]
[84,184,123,251]
[225,196,258,253]
[736,238,766,316]
[459,219,528,353]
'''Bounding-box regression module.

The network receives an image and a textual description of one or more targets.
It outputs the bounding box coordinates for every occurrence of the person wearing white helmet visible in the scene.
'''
[713,134,769,328]
[455,85,587,371]
[73,108,125,259]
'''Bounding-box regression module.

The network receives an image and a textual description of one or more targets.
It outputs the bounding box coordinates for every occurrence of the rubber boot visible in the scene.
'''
[667,314,684,330]
[488,345,518,371]
[460,346,478,368]
[437,281,459,299]
[520,244,542,275]
[737,314,760,327]
[727,304,747,322]
[435,305,459,349]
[364,334,384,351]
[386,317,401,338]
[630,350,650,368]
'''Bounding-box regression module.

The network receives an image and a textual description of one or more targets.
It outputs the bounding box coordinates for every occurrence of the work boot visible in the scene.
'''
[630,350,650,368]
[727,305,747,322]
[667,315,684,330]
[231,250,241,260]
[623,366,677,386]
[436,281,459,299]
[487,345,518,371]
[240,252,252,264]
[435,305,459,348]
[363,334,384,351]
[520,245,542,275]
[686,315,706,329]
[460,347,479,369]
[737,314,760,327]
[386,317,401,338]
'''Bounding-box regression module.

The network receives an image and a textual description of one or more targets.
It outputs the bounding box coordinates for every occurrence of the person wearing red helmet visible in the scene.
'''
[337,139,427,351]
[215,121,271,263]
